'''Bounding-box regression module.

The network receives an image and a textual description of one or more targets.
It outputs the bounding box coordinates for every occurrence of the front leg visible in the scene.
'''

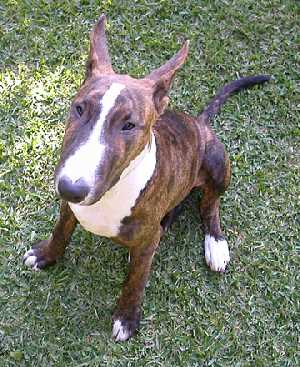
[23,200,77,270]
[112,230,161,341]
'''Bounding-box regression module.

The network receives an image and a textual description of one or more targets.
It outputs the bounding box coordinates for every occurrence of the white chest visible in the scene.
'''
[68,133,156,238]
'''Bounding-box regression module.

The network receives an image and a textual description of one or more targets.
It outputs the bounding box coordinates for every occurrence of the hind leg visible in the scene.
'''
[160,201,185,233]
[199,137,231,272]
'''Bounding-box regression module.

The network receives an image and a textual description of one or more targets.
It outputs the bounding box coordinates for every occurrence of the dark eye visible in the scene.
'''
[122,121,135,131]
[75,104,84,117]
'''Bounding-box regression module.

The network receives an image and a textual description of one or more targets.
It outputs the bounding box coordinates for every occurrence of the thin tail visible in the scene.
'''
[200,75,271,123]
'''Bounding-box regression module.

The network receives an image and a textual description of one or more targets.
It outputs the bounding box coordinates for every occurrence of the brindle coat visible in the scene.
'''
[23,15,270,341]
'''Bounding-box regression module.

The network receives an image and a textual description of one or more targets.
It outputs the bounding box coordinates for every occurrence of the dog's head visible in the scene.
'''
[55,15,189,205]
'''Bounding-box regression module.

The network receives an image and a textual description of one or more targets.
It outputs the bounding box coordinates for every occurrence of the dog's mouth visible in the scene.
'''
[76,184,113,206]
[55,169,121,207]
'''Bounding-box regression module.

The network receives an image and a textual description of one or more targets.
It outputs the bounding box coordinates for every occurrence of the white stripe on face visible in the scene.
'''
[58,83,125,187]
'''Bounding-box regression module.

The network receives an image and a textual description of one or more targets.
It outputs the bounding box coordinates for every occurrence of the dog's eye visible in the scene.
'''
[75,104,84,117]
[122,121,135,131]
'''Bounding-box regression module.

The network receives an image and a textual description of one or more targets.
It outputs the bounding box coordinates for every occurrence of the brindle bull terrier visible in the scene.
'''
[23,15,270,341]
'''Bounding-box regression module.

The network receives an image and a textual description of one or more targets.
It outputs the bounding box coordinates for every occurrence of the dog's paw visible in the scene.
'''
[112,317,139,342]
[205,235,230,272]
[23,240,55,270]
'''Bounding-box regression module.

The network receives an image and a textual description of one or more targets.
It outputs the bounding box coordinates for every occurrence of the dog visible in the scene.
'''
[23,14,270,341]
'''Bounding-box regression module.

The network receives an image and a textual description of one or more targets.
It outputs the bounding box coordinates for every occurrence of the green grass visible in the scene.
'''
[0,0,299,365]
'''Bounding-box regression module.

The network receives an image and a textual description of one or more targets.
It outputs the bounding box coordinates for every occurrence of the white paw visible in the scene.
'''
[205,235,230,272]
[23,249,40,271]
[112,319,130,342]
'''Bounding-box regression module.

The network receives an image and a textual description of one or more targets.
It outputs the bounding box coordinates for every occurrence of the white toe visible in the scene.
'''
[24,255,38,268]
[24,249,34,258]
[112,319,130,342]
[32,263,41,272]
[205,235,230,272]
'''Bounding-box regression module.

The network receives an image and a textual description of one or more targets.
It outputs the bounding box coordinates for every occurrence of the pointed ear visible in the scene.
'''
[86,14,114,78]
[145,41,189,115]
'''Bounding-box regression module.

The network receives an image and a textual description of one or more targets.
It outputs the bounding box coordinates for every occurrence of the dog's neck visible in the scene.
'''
[119,132,156,182]
[104,131,157,200]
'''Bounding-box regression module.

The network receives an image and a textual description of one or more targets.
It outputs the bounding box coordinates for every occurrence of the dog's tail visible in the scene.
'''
[199,75,271,123]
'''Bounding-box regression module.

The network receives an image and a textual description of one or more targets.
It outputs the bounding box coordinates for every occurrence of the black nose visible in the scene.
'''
[57,176,90,203]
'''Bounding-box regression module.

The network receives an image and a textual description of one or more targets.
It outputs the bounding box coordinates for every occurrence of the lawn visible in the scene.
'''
[0,0,299,366]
